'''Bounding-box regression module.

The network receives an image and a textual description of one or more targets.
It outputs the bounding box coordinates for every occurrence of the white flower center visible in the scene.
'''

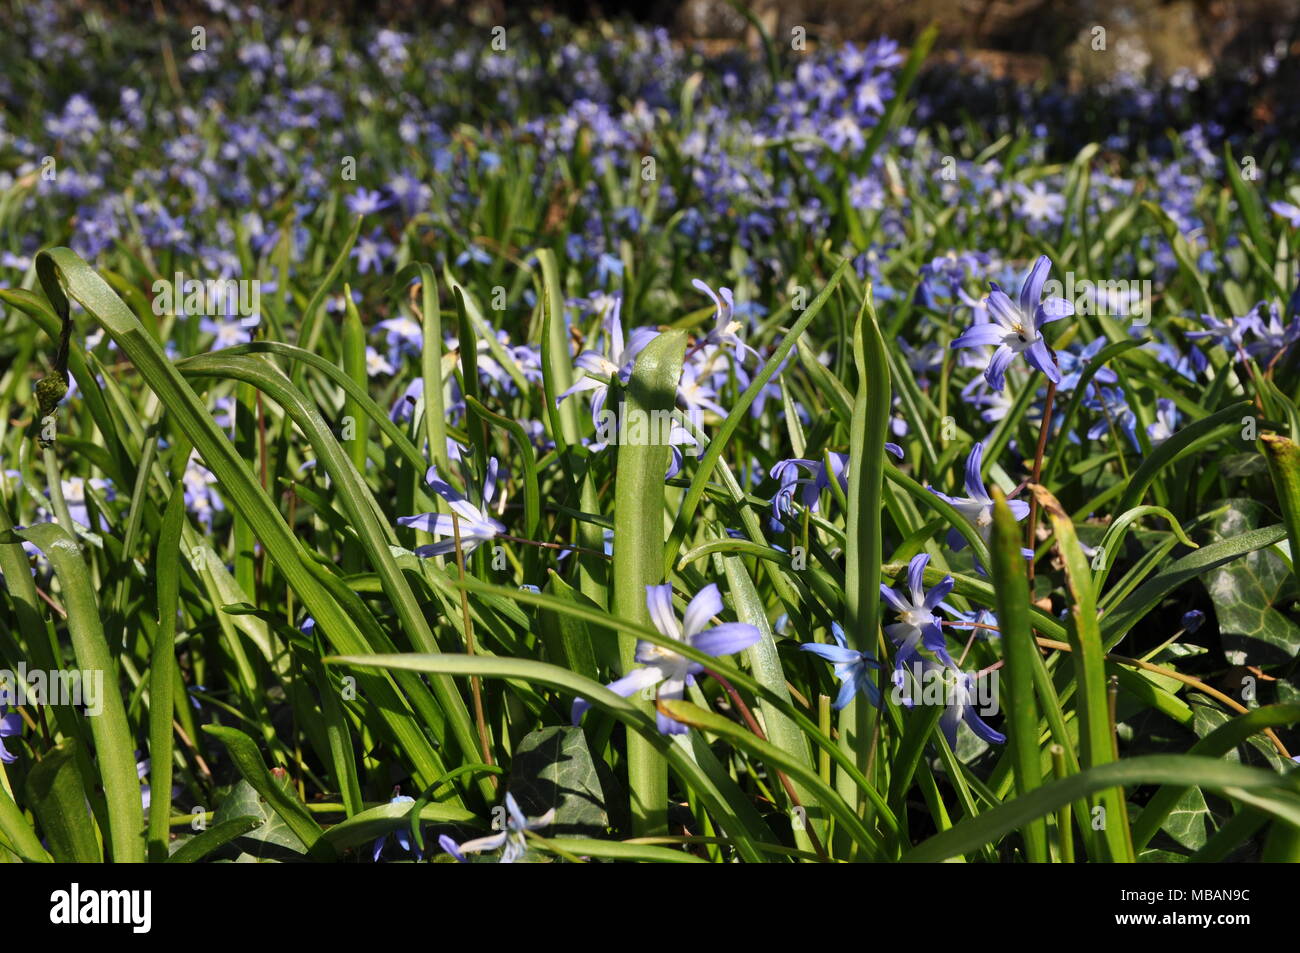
[901,607,933,629]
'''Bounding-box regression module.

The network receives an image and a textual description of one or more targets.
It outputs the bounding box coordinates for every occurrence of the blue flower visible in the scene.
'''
[880,554,957,691]
[893,657,1006,748]
[345,188,391,216]
[351,227,395,274]
[0,705,22,764]
[572,584,760,735]
[556,295,658,426]
[800,622,881,710]
[692,279,760,365]
[929,442,1029,552]
[1085,387,1140,451]
[769,446,903,529]
[1270,200,1300,228]
[439,792,554,864]
[397,459,507,558]
[1147,398,1180,445]
[1014,182,1066,226]
[951,255,1073,392]
[1057,336,1118,393]
[373,795,421,862]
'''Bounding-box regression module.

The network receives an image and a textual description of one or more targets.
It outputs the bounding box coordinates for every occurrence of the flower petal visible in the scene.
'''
[984,344,1016,392]
[951,323,1005,349]
[800,642,861,664]
[985,288,1021,331]
[682,584,724,638]
[645,584,682,640]
[1026,339,1061,384]
[963,442,988,501]
[1018,255,1051,316]
[921,575,955,610]
[691,622,760,657]
[906,553,931,605]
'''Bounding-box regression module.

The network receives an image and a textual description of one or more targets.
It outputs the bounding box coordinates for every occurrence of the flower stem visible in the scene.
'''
[1025,373,1059,584]
[42,445,77,534]
[704,667,830,862]
[451,511,496,783]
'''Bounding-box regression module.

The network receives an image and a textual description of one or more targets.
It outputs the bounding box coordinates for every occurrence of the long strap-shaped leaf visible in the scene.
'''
[904,754,1300,862]
[325,653,769,862]
[989,488,1048,863]
[842,295,890,808]
[16,522,144,862]
[1031,484,1134,862]
[32,247,447,790]
[662,261,850,575]
[613,329,687,835]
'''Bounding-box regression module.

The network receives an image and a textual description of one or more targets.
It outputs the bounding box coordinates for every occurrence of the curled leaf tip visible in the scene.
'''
[1027,482,1068,519]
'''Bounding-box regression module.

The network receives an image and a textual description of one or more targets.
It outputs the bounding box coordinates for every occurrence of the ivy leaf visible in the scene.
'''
[1201,499,1300,665]
[509,725,608,839]
[1190,696,1287,770]
[211,779,309,859]
[1159,787,1210,851]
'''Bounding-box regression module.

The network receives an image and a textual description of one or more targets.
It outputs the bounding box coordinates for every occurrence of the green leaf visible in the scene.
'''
[24,740,101,863]
[166,816,264,863]
[612,329,687,834]
[537,569,602,682]
[16,521,143,862]
[904,754,1300,862]
[989,488,1048,863]
[1030,484,1133,861]
[210,780,310,858]
[202,726,332,860]
[509,726,608,838]
[1159,787,1210,851]
[317,799,476,854]
[1201,499,1300,664]
[842,294,890,803]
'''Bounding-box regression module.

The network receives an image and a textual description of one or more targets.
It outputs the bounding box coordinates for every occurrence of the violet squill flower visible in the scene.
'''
[397,459,506,558]
[572,584,761,735]
[951,255,1073,392]
[880,554,956,690]
[800,622,881,710]
[1084,387,1140,451]
[929,442,1029,553]
[373,795,421,862]
[1270,200,1300,228]
[769,445,903,529]
[439,793,554,864]
[692,279,761,364]
[1,705,22,764]
[556,295,658,424]
[893,657,1006,748]
[346,188,391,217]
